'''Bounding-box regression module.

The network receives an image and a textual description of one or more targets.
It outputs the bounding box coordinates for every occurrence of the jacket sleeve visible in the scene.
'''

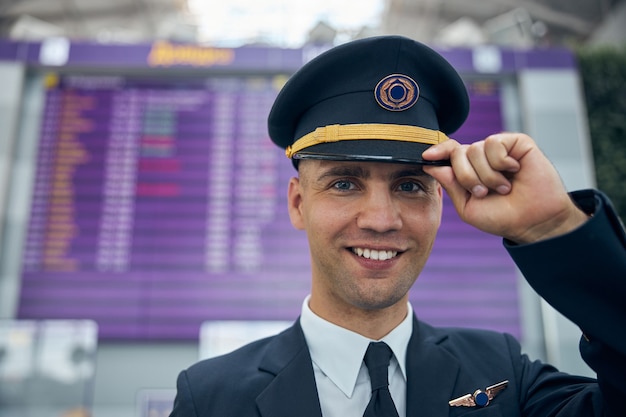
[505,189,626,417]
[169,370,199,417]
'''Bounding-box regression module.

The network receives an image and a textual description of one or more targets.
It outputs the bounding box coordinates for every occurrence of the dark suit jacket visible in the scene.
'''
[170,190,626,417]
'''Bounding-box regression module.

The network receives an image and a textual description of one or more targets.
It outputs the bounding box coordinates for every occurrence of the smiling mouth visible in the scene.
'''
[351,248,399,261]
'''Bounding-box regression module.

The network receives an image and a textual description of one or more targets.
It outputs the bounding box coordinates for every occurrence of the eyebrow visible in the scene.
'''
[315,165,369,182]
[391,168,429,180]
[314,164,429,183]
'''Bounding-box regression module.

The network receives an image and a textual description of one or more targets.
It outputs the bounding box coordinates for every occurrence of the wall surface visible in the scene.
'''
[518,68,595,377]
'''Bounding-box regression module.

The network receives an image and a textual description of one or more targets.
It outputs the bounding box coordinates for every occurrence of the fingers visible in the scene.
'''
[421,138,458,161]
[482,133,528,173]
[422,133,533,197]
[459,140,511,197]
[423,132,586,242]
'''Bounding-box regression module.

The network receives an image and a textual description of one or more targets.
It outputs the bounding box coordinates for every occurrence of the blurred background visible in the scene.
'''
[0,0,624,47]
[0,1,624,417]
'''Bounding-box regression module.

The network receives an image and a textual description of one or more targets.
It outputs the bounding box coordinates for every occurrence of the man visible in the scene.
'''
[169,36,626,416]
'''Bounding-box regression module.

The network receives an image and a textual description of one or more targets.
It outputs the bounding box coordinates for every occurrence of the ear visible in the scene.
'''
[287,176,305,230]
[436,182,444,224]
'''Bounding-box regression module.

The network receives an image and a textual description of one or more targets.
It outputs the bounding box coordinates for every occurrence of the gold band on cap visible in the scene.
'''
[285,123,449,158]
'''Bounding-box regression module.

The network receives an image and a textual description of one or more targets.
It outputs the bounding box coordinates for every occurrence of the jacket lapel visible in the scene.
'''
[256,320,323,417]
[406,317,461,417]
[253,316,461,417]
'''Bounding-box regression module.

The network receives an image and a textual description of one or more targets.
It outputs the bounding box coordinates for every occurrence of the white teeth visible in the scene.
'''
[352,248,398,260]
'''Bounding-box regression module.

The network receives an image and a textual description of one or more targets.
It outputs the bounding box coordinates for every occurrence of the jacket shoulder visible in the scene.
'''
[417,320,523,364]
[184,333,277,386]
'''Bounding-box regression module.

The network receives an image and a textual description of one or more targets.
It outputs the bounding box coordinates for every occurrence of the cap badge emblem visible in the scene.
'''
[375,74,419,111]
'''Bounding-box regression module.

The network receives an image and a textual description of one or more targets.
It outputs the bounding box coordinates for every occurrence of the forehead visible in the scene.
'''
[300,159,430,180]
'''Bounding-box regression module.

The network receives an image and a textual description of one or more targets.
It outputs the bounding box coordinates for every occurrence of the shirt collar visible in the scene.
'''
[300,295,413,398]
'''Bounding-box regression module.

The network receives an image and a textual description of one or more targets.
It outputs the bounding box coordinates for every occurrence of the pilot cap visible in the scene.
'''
[267,35,469,167]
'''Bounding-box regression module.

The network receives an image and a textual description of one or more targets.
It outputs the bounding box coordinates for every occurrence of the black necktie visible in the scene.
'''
[363,342,400,417]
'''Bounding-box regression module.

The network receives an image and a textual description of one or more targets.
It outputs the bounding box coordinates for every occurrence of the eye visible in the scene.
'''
[397,181,424,193]
[332,180,355,191]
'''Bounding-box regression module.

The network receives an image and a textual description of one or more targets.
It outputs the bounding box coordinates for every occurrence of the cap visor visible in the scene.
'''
[292,139,450,166]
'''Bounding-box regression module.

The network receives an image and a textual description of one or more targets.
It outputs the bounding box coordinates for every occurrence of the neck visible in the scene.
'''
[308,294,409,340]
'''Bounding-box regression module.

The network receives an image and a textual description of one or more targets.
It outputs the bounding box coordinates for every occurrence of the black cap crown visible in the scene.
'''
[268,35,469,166]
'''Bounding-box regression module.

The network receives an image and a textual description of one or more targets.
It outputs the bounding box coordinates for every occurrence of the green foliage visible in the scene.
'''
[577,45,626,221]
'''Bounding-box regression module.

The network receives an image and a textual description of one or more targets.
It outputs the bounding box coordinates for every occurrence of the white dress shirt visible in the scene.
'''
[300,295,413,417]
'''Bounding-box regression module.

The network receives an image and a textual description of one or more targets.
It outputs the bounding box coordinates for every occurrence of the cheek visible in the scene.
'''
[305,205,334,232]
[407,202,442,237]
[304,201,351,242]
[431,205,443,231]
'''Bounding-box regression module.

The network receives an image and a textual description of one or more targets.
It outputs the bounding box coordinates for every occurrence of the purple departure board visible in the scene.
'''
[18,74,519,340]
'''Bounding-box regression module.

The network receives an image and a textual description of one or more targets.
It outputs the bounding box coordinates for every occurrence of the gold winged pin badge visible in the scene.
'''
[449,380,509,408]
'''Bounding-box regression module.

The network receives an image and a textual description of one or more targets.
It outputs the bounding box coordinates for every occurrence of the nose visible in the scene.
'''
[356,189,402,233]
